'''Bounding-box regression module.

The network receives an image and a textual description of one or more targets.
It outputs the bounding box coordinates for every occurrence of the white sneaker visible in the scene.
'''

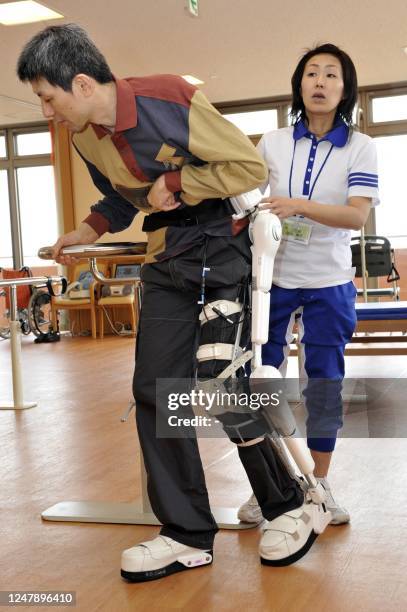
[240,479,350,527]
[317,477,350,525]
[121,535,213,582]
[259,498,331,566]
[237,493,264,524]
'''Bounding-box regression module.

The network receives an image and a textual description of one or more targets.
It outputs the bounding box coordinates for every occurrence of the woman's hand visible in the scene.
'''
[259,197,303,219]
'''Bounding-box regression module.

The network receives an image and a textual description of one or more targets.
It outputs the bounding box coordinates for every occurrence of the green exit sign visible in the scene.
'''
[187,0,198,17]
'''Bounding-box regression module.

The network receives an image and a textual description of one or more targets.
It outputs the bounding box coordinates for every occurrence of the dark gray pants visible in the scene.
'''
[133,231,303,549]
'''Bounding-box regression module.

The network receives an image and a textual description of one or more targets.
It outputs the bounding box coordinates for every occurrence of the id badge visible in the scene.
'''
[281,218,312,244]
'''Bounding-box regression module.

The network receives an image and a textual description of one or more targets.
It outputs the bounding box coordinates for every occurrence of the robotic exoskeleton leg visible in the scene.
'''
[194,190,331,538]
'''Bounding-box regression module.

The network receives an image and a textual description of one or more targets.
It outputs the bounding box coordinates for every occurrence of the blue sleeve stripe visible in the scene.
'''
[348,178,378,185]
[348,180,379,188]
[349,172,378,179]
[348,177,378,184]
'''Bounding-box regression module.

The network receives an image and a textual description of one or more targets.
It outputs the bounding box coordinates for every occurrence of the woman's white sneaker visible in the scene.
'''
[239,479,349,526]
[237,493,264,524]
[121,535,213,582]
[317,477,350,525]
[259,499,331,566]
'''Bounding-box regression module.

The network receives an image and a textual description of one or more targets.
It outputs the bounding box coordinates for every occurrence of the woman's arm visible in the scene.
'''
[260,195,371,230]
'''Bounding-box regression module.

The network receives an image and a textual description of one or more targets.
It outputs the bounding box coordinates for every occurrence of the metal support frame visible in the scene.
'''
[360,226,369,302]
[38,243,255,530]
[0,275,64,410]
[355,229,400,301]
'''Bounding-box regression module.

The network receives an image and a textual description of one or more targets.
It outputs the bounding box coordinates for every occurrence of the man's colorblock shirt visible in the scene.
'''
[72,75,267,263]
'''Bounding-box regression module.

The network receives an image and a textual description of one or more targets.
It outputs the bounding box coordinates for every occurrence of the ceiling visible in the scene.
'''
[1,0,407,126]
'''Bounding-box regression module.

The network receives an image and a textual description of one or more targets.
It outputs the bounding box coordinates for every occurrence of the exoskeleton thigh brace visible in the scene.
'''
[195,295,260,441]
[196,299,245,377]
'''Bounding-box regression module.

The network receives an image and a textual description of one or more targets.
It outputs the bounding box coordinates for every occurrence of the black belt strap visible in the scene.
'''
[142,198,234,232]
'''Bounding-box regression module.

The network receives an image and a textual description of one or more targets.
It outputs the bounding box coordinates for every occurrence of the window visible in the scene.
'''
[17,166,58,266]
[223,109,278,136]
[0,134,6,158]
[371,95,407,123]
[0,125,59,269]
[14,131,52,156]
[217,98,291,146]
[373,134,407,248]
[0,170,12,268]
[364,86,407,247]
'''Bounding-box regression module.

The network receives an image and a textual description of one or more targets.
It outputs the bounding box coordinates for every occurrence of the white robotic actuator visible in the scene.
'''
[229,189,330,525]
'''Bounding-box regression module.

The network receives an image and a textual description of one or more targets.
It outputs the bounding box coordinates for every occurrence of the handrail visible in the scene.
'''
[38,242,146,285]
[0,274,66,411]
[0,276,66,320]
[38,242,147,259]
[0,275,64,289]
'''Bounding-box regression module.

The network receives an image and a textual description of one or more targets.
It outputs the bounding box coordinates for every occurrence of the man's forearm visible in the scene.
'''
[77,222,100,243]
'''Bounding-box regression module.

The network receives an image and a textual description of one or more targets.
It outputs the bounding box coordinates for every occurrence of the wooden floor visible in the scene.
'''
[1,336,407,612]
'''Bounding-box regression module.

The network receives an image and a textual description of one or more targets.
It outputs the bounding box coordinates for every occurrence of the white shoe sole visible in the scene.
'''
[260,503,331,566]
[121,550,213,582]
[260,531,318,567]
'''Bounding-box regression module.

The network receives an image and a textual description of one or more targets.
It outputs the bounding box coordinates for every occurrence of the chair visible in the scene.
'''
[51,262,108,339]
[351,234,400,301]
[97,262,141,339]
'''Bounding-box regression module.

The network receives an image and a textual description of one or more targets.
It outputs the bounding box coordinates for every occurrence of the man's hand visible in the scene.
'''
[52,223,99,265]
[259,197,303,219]
[147,175,181,212]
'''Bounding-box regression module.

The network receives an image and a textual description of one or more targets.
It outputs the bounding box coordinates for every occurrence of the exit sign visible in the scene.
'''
[187,0,198,17]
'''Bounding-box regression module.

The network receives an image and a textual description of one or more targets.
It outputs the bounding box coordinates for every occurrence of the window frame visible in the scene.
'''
[359,81,407,137]
[11,124,52,165]
[215,95,291,144]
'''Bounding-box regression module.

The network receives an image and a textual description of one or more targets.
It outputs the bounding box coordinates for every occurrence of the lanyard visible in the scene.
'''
[289,139,334,200]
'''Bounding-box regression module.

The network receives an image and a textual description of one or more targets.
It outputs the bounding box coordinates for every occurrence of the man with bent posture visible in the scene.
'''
[18,24,320,582]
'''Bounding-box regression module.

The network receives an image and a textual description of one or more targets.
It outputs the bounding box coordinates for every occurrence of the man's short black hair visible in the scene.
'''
[290,43,358,127]
[17,23,114,91]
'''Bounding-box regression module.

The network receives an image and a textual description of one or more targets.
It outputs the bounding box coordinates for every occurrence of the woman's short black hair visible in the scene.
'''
[290,43,358,127]
[17,23,113,91]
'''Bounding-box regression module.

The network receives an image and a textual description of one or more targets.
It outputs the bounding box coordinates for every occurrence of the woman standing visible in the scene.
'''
[239,43,379,525]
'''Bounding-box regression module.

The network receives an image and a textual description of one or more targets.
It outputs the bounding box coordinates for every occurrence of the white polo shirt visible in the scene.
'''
[257,120,379,289]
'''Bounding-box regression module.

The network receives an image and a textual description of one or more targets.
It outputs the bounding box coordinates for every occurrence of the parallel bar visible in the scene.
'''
[0,276,64,288]
[38,242,147,260]
[0,274,65,410]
